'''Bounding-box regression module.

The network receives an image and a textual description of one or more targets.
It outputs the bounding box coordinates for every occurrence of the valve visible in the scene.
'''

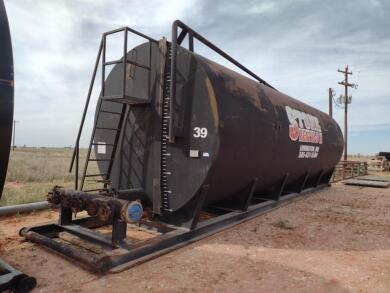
[121,201,143,223]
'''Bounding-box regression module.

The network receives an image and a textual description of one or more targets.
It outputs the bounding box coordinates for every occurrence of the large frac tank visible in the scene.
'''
[0,0,13,196]
[93,37,343,219]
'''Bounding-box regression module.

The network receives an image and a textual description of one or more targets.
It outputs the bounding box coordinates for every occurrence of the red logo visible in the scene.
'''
[289,125,299,141]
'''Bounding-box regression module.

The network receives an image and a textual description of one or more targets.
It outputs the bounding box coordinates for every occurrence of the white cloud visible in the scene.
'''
[4,0,390,154]
[247,2,276,14]
[6,0,197,147]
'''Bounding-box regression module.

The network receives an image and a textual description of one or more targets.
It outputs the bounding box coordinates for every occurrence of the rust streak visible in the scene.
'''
[205,77,219,128]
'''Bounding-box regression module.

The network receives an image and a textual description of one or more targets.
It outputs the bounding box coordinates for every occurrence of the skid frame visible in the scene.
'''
[0,258,36,293]
[20,184,329,273]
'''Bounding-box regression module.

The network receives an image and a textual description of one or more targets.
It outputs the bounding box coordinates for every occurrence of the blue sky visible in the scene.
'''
[4,0,390,155]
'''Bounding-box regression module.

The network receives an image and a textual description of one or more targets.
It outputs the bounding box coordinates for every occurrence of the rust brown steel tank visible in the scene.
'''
[94,41,344,215]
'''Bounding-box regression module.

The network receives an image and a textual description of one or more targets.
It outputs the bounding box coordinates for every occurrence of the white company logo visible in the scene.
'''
[285,106,323,145]
[285,106,322,159]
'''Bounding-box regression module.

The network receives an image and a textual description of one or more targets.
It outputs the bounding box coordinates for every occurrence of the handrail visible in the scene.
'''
[69,26,157,190]
[168,20,275,142]
[103,26,158,43]
[69,39,103,176]
[171,20,275,88]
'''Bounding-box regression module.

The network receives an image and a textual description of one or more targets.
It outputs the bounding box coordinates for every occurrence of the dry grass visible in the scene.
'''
[347,155,373,161]
[1,150,386,207]
[1,147,100,206]
[271,219,296,230]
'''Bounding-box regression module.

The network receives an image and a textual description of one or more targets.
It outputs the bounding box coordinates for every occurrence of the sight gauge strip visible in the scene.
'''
[160,43,172,211]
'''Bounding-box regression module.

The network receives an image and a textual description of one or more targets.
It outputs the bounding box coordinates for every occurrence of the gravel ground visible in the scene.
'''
[1,182,390,293]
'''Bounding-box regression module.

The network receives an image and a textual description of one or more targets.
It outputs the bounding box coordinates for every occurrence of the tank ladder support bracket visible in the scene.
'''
[0,258,37,293]
[20,184,329,274]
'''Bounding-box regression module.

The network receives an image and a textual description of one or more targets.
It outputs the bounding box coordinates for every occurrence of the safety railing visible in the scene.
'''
[168,20,275,142]
[69,27,157,190]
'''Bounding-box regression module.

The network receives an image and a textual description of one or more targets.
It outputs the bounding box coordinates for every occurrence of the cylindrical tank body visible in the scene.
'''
[0,0,14,197]
[94,40,343,214]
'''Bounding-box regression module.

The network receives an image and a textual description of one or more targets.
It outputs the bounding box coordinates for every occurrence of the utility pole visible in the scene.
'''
[12,120,19,150]
[328,88,334,118]
[337,65,355,161]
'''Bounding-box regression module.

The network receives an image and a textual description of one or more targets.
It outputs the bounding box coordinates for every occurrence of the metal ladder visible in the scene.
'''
[69,27,157,191]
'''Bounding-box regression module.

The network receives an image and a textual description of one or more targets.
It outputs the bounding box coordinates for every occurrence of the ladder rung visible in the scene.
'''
[127,60,150,70]
[102,95,150,105]
[95,127,119,131]
[92,143,116,146]
[104,59,150,70]
[100,110,122,115]
[88,159,111,162]
[84,174,107,177]
[104,60,123,66]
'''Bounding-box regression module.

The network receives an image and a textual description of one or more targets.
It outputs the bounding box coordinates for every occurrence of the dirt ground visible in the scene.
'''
[1,182,390,293]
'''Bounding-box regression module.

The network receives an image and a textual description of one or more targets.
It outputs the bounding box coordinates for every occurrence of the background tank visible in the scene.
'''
[0,0,14,196]
[93,40,343,216]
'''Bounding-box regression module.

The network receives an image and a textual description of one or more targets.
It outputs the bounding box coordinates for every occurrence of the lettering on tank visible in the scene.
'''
[285,106,322,159]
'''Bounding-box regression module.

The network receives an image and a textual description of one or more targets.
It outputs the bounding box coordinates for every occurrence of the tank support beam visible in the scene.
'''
[160,185,209,230]
[60,205,72,225]
[208,178,258,212]
[299,172,310,193]
[20,184,329,273]
[242,178,258,211]
[190,186,208,229]
[315,170,325,187]
[274,173,290,201]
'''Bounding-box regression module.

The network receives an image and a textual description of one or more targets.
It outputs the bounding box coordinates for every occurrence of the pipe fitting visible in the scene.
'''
[121,201,143,223]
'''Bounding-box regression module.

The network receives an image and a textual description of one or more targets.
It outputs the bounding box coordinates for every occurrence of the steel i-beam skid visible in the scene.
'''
[20,184,329,273]
[0,259,36,293]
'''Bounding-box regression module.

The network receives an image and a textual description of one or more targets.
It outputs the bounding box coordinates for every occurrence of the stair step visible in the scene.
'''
[95,127,119,131]
[102,94,150,105]
[84,173,107,177]
[104,59,150,70]
[88,159,111,162]
[99,110,122,115]
[92,143,116,146]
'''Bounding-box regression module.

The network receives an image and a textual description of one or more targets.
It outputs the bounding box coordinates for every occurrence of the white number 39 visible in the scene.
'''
[193,127,208,138]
